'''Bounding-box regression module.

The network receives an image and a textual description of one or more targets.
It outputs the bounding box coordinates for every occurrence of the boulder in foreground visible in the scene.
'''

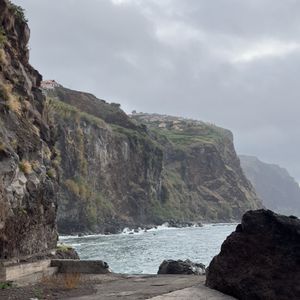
[158,259,205,275]
[206,209,300,300]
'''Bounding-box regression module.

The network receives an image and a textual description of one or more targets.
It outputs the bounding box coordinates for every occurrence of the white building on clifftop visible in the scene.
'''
[41,80,60,90]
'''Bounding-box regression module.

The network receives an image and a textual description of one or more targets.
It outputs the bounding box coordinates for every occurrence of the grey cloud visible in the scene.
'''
[14,0,300,181]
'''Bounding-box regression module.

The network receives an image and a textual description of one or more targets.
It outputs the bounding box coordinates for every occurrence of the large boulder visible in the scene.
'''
[206,209,300,300]
[158,259,205,275]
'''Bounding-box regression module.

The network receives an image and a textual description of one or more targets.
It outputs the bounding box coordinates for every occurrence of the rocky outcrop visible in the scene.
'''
[240,155,300,216]
[158,259,206,275]
[206,209,300,300]
[54,246,79,260]
[0,1,57,259]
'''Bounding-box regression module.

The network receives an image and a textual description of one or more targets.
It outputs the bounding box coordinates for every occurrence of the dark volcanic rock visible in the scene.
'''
[206,209,300,300]
[54,247,80,260]
[0,0,57,259]
[158,259,205,275]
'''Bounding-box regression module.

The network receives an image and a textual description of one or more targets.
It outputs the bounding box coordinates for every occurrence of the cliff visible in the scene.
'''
[0,0,57,259]
[44,86,163,234]
[132,114,262,222]
[43,85,262,234]
[240,155,300,216]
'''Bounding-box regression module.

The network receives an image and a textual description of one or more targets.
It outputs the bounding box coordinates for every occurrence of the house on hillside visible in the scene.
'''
[41,80,60,90]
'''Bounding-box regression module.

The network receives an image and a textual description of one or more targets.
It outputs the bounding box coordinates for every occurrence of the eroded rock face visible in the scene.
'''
[206,209,300,300]
[133,114,262,222]
[0,1,57,259]
[158,259,206,275]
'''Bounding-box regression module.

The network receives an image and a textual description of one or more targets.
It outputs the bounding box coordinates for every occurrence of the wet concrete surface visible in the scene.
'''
[65,274,235,300]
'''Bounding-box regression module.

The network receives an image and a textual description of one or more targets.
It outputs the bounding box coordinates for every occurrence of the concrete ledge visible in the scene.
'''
[51,259,111,274]
[15,267,58,287]
[1,260,52,281]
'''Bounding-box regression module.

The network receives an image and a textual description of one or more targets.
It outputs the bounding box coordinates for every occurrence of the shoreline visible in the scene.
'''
[59,221,238,239]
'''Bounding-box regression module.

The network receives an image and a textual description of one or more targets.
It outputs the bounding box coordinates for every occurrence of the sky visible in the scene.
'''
[14,0,300,181]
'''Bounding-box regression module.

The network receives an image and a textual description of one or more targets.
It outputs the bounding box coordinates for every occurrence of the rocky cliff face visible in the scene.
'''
[132,114,262,222]
[240,155,300,216]
[44,87,163,234]
[0,1,57,259]
[43,86,261,234]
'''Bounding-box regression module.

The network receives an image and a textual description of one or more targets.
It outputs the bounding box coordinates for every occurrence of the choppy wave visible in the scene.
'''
[60,223,237,274]
[60,222,237,240]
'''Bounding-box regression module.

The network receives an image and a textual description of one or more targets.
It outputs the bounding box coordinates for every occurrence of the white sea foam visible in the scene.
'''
[61,224,237,274]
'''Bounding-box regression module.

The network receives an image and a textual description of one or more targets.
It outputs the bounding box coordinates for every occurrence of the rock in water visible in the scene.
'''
[206,209,300,300]
[158,259,206,275]
[54,247,80,260]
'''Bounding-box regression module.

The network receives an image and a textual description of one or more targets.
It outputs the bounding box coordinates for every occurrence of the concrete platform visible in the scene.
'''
[51,259,110,274]
[0,259,52,282]
[65,275,235,300]
[0,261,235,299]
[148,286,236,300]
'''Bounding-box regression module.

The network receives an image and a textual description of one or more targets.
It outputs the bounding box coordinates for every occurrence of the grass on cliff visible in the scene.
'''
[0,27,6,47]
[64,177,116,227]
[19,160,32,174]
[155,125,225,147]
[47,168,56,179]
[111,124,163,151]
[0,49,7,66]
[0,83,22,115]
[47,97,107,129]
[132,116,227,148]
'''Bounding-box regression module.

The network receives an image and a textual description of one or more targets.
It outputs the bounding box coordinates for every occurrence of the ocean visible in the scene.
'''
[60,223,236,274]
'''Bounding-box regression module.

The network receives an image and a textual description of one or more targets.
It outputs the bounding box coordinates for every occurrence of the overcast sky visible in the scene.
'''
[14,0,300,181]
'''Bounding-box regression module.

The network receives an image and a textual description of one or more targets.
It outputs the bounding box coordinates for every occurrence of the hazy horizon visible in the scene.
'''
[14,0,300,182]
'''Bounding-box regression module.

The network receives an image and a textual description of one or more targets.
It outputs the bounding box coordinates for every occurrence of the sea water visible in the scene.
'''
[60,223,236,274]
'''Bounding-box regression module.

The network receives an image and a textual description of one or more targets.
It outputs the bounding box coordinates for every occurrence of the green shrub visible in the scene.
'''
[0,142,5,152]
[57,243,72,252]
[0,48,7,66]
[8,2,28,23]
[64,179,80,197]
[0,281,13,289]
[0,83,21,114]
[19,160,32,174]
[47,168,56,179]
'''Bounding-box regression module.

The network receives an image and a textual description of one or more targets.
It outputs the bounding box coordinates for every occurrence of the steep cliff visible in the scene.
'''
[0,1,58,259]
[240,155,300,216]
[44,85,163,234]
[44,85,261,234]
[132,114,262,222]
